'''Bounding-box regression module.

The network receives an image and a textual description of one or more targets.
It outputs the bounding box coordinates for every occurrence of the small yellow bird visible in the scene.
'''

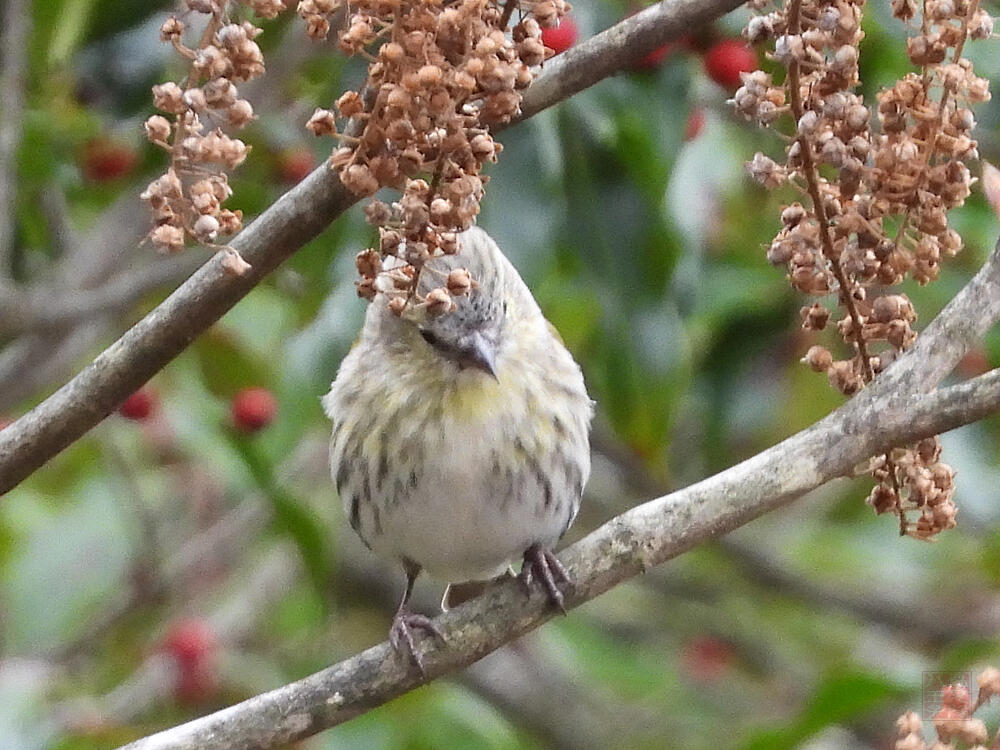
[323,225,592,671]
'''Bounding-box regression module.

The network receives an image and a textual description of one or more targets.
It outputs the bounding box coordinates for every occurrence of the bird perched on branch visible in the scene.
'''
[323,225,592,673]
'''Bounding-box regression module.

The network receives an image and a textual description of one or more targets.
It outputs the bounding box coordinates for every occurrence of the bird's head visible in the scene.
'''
[377,226,511,379]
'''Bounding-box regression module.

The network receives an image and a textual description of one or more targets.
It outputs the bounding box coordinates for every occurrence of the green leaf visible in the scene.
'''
[1,481,134,653]
[191,328,269,398]
[47,0,97,66]
[227,433,333,606]
[741,671,907,750]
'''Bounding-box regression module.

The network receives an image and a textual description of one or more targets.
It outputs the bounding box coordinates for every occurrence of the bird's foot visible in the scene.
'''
[519,544,570,613]
[389,609,445,677]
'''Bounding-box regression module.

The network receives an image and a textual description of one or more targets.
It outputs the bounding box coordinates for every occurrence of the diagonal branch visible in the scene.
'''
[518,0,720,121]
[0,0,745,496]
[869,245,1000,396]
[116,358,1000,750]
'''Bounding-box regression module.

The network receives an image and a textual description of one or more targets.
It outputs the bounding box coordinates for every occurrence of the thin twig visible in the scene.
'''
[498,0,519,31]
[719,537,1000,644]
[42,498,270,664]
[0,252,205,337]
[785,0,872,381]
[0,323,110,413]
[39,185,75,261]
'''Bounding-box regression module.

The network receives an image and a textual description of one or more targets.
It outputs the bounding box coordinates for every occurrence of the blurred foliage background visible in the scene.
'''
[3,1,1000,749]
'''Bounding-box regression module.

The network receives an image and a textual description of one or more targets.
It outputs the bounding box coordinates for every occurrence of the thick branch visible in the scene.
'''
[588,440,1000,644]
[117,364,1000,750]
[0,0,742,495]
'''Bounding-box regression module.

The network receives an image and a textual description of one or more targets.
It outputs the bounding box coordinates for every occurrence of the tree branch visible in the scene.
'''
[588,436,1000,645]
[0,323,111,412]
[0,26,333,399]
[868,245,1000,397]
[0,252,204,336]
[55,544,301,730]
[0,0,745,495]
[519,0,730,121]
[115,357,1000,750]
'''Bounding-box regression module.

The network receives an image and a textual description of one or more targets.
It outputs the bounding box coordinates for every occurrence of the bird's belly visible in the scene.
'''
[370,417,575,581]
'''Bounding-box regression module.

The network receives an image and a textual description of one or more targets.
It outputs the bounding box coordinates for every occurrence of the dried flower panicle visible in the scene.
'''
[735,0,994,539]
[142,1,275,261]
[144,0,561,311]
[300,0,567,316]
[893,668,1000,748]
[868,436,957,539]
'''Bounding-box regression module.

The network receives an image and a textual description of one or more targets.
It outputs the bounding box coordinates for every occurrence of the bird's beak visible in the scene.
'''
[461,332,499,380]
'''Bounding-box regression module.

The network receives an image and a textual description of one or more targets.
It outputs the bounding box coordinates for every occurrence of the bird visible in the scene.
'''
[322,225,593,673]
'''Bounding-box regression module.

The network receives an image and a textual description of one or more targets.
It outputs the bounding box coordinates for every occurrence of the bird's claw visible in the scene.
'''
[519,544,570,613]
[389,610,445,677]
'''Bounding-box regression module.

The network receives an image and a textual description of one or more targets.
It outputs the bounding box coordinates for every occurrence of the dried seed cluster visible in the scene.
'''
[142,2,269,267]
[894,667,1000,748]
[298,0,568,316]
[735,0,994,539]
[866,436,956,541]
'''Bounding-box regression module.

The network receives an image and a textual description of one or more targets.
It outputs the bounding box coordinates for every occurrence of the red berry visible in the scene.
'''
[680,635,734,683]
[277,148,315,184]
[81,138,137,182]
[703,39,757,89]
[541,15,578,55]
[163,618,216,665]
[119,388,157,421]
[684,107,706,140]
[162,618,218,705]
[231,387,278,432]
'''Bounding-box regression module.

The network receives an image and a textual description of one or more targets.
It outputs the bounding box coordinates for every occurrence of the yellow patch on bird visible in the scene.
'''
[441,372,509,421]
